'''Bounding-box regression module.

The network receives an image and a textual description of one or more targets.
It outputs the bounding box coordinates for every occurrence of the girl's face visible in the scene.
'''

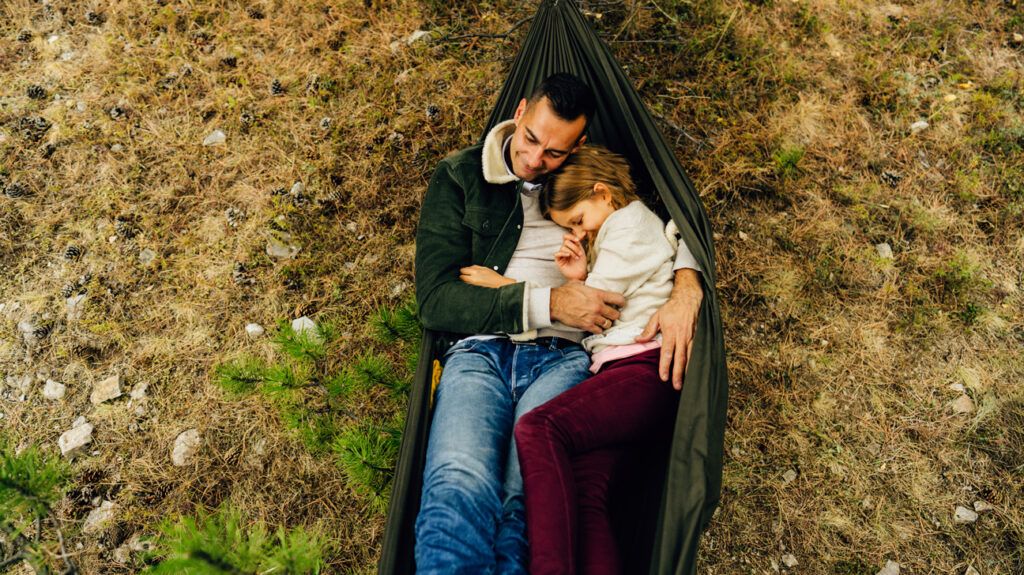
[548,183,617,240]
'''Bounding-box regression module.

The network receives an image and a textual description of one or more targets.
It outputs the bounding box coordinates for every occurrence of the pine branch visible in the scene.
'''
[213,357,268,396]
[349,353,409,396]
[148,505,327,574]
[0,437,70,519]
[271,320,331,363]
[333,418,402,512]
[369,297,420,345]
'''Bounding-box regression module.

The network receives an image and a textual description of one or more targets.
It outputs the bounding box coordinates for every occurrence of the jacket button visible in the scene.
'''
[493,266,498,271]
[482,220,490,231]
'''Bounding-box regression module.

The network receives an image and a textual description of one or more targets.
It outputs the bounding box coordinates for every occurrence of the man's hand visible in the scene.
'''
[551,281,626,335]
[635,268,703,390]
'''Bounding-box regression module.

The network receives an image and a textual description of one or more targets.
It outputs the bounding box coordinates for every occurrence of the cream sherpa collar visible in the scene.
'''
[481,119,518,185]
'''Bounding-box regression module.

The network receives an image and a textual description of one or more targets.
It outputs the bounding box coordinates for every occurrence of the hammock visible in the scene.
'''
[379,0,728,572]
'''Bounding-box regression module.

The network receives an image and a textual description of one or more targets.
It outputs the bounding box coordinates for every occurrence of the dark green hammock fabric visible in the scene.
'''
[379,1,728,573]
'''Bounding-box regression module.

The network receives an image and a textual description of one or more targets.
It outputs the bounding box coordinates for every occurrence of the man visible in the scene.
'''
[414,73,703,574]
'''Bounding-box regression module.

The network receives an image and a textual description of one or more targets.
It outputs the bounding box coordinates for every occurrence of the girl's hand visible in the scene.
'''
[460,265,516,288]
[555,234,588,281]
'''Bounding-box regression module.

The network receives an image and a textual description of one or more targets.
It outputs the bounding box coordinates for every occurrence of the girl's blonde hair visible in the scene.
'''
[540,145,638,217]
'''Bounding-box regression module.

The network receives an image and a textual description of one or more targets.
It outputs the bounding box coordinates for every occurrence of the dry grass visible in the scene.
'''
[1,0,1022,573]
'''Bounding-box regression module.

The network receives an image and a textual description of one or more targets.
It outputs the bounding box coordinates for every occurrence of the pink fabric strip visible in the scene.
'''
[589,340,662,374]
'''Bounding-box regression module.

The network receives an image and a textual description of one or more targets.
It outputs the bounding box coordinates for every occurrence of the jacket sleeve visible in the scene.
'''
[414,158,527,334]
[585,212,674,298]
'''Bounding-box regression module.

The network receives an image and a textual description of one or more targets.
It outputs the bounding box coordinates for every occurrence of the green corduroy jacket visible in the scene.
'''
[414,143,534,343]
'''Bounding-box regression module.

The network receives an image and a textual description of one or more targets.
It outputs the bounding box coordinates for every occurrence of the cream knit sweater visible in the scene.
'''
[579,200,677,355]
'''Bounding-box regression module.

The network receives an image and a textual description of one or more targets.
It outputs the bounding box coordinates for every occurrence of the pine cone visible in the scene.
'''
[60,283,76,299]
[64,245,83,260]
[17,116,51,142]
[17,30,32,42]
[220,55,237,69]
[426,104,440,121]
[240,110,255,131]
[109,106,126,121]
[225,207,245,228]
[32,324,53,340]
[247,6,265,19]
[85,11,106,25]
[27,85,47,100]
[270,79,284,95]
[4,182,29,199]
[114,216,139,239]
[232,262,255,286]
[319,117,332,131]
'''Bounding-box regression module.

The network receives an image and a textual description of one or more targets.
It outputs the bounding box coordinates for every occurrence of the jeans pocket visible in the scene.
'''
[441,338,486,364]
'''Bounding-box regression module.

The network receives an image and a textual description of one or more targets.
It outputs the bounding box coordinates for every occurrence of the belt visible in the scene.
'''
[522,336,580,350]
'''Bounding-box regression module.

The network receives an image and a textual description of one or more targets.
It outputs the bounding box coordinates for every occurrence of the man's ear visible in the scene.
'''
[570,134,587,154]
[513,98,528,124]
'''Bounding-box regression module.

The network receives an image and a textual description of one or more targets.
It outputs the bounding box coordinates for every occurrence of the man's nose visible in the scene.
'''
[527,146,544,168]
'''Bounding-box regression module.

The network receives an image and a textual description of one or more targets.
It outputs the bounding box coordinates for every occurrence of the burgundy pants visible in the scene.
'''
[514,348,680,575]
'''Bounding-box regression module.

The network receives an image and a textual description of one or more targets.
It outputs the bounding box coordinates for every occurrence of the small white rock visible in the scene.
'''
[738,231,750,241]
[964,566,980,575]
[202,129,226,146]
[291,316,318,338]
[91,374,123,405]
[245,323,265,338]
[345,221,358,233]
[172,429,201,466]
[66,293,87,322]
[6,374,32,393]
[138,248,156,265]
[43,379,66,400]
[910,120,929,134]
[266,232,300,259]
[954,505,979,524]
[83,500,116,533]
[59,421,94,457]
[875,242,894,259]
[948,382,966,393]
[405,30,433,45]
[77,101,87,112]
[129,382,148,400]
[973,500,994,513]
[290,181,305,196]
[951,394,975,414]
[781,554,798,568]
[73,415,87,428]
[110,143,124,153]
[782,469,798,484]
[877,560,900,575]
[48,34,60,43]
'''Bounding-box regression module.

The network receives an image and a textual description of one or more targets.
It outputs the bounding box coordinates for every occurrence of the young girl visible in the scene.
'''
[461,145,683,575]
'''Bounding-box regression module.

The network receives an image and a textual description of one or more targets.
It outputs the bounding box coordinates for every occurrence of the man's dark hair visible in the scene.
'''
[528,73,596,129]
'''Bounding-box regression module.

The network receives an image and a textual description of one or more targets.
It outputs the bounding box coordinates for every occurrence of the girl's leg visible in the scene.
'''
[514,348,678,575]
[573,448,622,575]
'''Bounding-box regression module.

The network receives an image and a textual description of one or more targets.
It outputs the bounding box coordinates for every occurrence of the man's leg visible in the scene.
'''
[494,342,592,574]
[415,339,514,575]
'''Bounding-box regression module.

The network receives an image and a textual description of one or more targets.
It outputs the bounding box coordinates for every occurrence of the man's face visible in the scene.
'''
[509,97,587,182]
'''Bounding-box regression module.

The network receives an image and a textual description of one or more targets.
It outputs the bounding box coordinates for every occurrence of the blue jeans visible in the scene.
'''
[415,337,591,575]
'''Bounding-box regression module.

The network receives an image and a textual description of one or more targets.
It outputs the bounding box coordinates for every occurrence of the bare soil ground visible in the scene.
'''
[1,0,1022,573]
